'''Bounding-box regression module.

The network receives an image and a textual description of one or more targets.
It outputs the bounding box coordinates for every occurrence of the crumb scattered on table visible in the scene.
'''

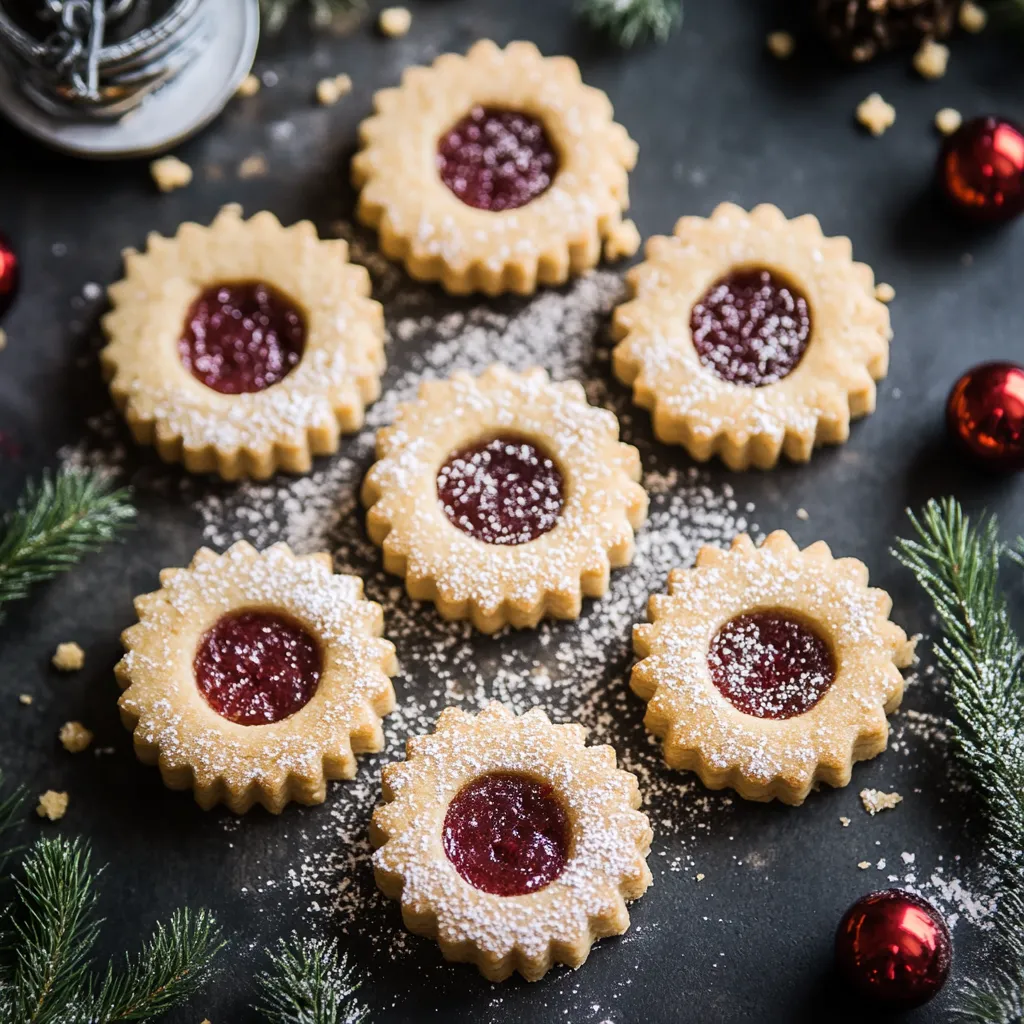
[36,790,68,821]
[696,872,705,881]
[316,73,353,107]
[766,31,795,60]
[935,107,962,136]
[236,73,261,98]
[913,40,949,80]
[858,861,871,869]
[18,693,32,706]
[860,788,902,815]
[959,1,987,32]
[237,155,268,180]
[874,282,895,303]
[796,507,809,521]
[150,155,193,193]
[378,6,411,37]
[839,816,850,827]
[59,721,94,754]
[604,219,641,262]
[857,94,895,137]
[52,641,85,672]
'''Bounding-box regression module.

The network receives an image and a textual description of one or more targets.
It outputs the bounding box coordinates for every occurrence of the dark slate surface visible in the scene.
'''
[1,1,1023,1021]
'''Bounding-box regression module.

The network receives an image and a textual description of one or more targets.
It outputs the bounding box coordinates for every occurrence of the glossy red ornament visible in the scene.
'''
[835,889,951,1009]
[0,231,19,319]
[938,116,1024,223]
[946,362,1024,472]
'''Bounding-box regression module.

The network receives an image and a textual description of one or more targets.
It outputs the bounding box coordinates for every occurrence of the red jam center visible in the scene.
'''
[194,610,321,726]
[442,772,571,896]
[436,435,564,546]
[437,106,558,212]
[707,611,836,719]
[690,267,812,387]
[178,280,306,395]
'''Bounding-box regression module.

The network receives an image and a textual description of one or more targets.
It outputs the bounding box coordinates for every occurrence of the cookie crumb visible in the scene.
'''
[874,282,895,303]
[856,93,895,137]
[237,154,268,180]
[59,721,94,754]
[913,39,949,80]
[378,6,411,37]
[149,155,193,193]
[935,107,962,136]
[696,872,705,881]
[316,73,353,107]
[839,816,851,827]
[236,73,261,98]
[857,861,871,870]
[959,1,987,32]
[52,641,85,672]
[796,507,809,521]
[36,790,68,821]
[860,788,903,815]
[766,31,795,59]
[18,693,32,706]
[604,219,641,262]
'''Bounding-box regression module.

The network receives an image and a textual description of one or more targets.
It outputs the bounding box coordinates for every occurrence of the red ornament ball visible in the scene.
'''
[0,231,18,319]
[938,116,1024,223]
[835,889,951,1009]
[947,362,1024,472]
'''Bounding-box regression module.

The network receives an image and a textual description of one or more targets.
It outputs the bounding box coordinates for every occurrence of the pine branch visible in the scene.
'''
[576,0,682,46]
[894,498,1024,1024]
[259,0,365,34]
[0,772,25,870]
[86,909,225,1022]
[0,838,223,1024]
[0,468,135,622]
[253,935,369,1024]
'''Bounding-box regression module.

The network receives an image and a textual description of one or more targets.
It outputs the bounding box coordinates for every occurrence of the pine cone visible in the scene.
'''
[814,0,959,63]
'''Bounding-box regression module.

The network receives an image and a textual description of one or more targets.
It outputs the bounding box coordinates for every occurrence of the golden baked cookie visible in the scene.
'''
[631,531,915,805]
[116,541,397,814]
[370,703,653,981]
[361,365,648,633]
[612,203,892,470]
[352,39,638,295]
[101,204,385,481]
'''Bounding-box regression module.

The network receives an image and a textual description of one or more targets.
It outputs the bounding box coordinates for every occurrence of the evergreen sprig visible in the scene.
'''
[0,837,224,1024]
[0,468,135,622]
[576,0,682,47]
[259,0,365,34]
[894,498,1024,1023]
[253,935,369,1024]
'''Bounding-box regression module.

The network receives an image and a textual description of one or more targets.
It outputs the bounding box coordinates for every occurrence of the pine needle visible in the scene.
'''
[253,934,369,1024]
[894,498,1024,1023]
[0,468,135,621]
[576,0,682,46]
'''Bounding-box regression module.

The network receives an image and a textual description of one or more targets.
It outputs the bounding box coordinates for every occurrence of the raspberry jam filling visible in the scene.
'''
[442,772,571,896]
[437,106,558,212]
[707,611,836,719]
[436,435,564,546]
[194,610,321,726]
[179,280,306,395]
[690,267,812,387]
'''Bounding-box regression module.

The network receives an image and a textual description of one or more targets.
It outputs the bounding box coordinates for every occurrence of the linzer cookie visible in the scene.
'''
[612,203,892,470]
[361,365,648,632]
[370,703,653,981]
[115,541,397,814]
[101,204,385,480]
[631,531,915,805]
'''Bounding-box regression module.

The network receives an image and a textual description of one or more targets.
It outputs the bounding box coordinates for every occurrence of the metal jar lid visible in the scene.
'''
[0,0,259,158]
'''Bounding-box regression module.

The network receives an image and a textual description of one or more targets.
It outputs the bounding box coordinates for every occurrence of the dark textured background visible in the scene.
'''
[2,1,1024,1021]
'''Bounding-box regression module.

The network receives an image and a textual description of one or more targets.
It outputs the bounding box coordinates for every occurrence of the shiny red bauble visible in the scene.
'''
[835,889,951,1009]
[947,362,1024,472]
[0,230,18,319]
[938,116,1024,223]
